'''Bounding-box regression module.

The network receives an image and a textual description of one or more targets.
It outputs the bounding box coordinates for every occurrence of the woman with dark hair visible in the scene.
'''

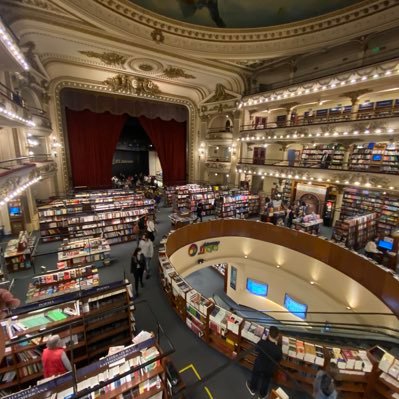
[130,247,145,298]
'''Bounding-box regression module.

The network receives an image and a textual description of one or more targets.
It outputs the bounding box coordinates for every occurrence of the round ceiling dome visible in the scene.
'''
[129,0,363,28]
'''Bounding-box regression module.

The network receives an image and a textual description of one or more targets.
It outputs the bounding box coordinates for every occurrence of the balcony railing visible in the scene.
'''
[0,82,51,129]
[206,157,231,163]
[238,157,399,176]
[240,108,399,132]
[244,51,399,95]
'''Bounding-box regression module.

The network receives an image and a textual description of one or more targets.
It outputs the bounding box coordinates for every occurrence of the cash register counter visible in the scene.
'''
[165,220,399,324]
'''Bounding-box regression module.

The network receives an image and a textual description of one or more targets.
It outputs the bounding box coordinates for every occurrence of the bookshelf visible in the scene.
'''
[159,245,380,399]
[0,335,169,399]
[57,237,111,269]
[0,281,135,390]
[4,231,34,273]
[300,143,345,169]
[341,188,399,236]
[187,187,215,217]
[38,191,154,244]
[349,142,399,174]
[332,213,377,249]
[25,264,100,302]
[214,196,236,218]
[165,186,177,207]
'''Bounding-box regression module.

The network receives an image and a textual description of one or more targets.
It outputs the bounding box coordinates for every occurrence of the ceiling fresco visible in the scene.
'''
[129,0,363,28]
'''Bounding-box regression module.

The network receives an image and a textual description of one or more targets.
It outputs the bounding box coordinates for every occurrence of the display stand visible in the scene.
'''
[57,237,111,269]
[4,231,34,273]
[0,281,135,390]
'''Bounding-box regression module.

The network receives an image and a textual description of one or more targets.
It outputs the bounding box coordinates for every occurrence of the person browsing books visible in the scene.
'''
[138,234,154,279]
[194,201,203,223]
[42,334,72,378]
[130,247,146,297]
[246,326,283,399]
[313,362,338,399]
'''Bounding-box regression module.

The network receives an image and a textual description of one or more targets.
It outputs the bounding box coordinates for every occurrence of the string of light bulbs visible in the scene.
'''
[0,176,41,206]
[240,64,397,108]
[0,105,35,127]
[0,19,29,70]
[238,128,394,142]
[236,168,396,192]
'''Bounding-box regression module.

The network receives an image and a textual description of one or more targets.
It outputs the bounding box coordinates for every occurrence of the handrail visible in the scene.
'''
[240,108,399,131]
[206,157,232,163]
[165,220,399,319]
[244,51,399,95]
[237,157,399,176]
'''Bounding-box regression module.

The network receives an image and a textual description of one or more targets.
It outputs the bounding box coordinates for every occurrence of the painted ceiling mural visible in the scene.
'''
[129,0,363,28]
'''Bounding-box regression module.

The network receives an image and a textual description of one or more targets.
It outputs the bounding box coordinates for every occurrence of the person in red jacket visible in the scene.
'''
[42,334,72,378]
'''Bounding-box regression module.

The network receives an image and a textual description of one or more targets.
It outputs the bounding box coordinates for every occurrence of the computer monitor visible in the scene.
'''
[378,239,394,251]
[9,206,21,216]
[246,278,268,297]
[372,154,382,161]
[284,294,308,319]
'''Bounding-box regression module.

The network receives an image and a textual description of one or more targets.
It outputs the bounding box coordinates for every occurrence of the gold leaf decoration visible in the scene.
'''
[205,84,236,103]
[103,74,161,96]
[79,51,127,67]
[163,66,195,79]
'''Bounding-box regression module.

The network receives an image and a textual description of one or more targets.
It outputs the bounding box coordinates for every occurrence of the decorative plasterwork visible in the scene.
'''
[163,67,195,80]
[79,51,127,67]
[205,84,236,103]
[128,58,163,75]
[51,79,197,193]
[205,162,231,173]
[0,168,44,199]
[92,0,396,44]
[103,73,161,96]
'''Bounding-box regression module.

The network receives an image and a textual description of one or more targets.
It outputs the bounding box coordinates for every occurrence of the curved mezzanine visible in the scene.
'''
[164,220,399,339]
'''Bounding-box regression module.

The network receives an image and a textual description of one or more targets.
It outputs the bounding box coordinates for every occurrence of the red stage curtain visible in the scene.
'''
[139,116,186,185]
[65,109,127,188]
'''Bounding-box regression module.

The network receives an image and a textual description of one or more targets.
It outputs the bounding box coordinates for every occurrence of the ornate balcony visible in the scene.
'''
[0,83,34,127]
[205,158,231,173]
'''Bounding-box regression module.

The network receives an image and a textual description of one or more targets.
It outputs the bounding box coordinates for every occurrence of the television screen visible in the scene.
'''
[378,240,394,251]
[246,278,268,297]
[284,294,308,319]
[372,154,382,161]
[9,207,21,216]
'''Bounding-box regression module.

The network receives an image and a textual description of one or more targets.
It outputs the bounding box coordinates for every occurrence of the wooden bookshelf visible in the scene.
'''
[0,282,135,391]
[57,237,111,269]
[158,241,381,399]
[4,231,34,273]
[38,191,154,244]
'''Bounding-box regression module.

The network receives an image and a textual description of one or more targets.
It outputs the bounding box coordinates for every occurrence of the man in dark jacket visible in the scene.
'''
[246,326,283,399]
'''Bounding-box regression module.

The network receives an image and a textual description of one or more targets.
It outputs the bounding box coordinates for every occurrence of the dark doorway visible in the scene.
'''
[112,117,152,178]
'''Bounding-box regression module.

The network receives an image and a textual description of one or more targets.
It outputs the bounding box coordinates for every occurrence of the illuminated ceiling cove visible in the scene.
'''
[129,0,363,28]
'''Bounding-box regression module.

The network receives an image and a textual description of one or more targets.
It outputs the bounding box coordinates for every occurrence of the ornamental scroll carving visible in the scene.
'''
[163,66,195,79]
[103,74,161,95]
[79,51,127,67]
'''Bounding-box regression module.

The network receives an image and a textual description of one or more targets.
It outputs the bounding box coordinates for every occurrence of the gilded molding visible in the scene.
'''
[93,0,396,43]
[79,51,127,67]
[52,79,197,192]
[163,66,195,79]
[103,74,161,95]
[205,84,237,103]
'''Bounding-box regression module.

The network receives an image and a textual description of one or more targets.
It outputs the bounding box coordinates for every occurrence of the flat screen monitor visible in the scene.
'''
[378,239,394,251]
[284,294,308,319]
[9,207,21,216]
[372,154,382,161]
[246,278,268,297]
